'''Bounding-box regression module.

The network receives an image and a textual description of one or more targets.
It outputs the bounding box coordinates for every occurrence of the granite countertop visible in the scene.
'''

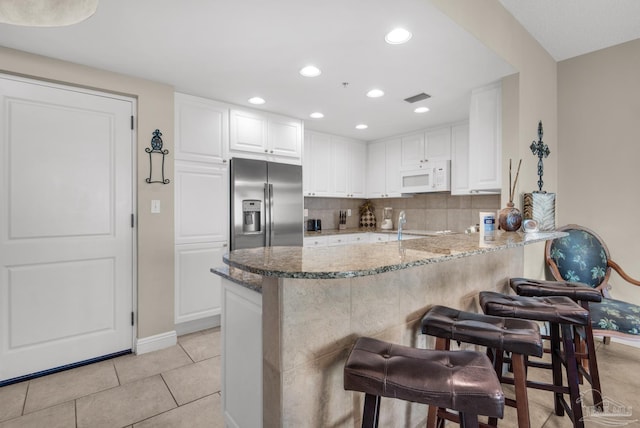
[211,265,264,292]
[223,230,567,280]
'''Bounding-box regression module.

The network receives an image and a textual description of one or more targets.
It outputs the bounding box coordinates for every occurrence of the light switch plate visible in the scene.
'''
[304,208,309,217]
[151,200,161,214]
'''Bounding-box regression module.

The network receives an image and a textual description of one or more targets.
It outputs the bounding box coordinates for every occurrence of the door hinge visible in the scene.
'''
[131,311,135,326]
[131,214,135,228]
[130,115,134,130]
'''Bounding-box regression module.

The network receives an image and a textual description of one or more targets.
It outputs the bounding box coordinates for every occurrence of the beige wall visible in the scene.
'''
[430,0,558,278]
[558,39,640,305]
[0,46,175,340]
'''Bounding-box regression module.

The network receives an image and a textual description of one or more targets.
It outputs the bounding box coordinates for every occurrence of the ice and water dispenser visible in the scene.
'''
[242,200,261,233]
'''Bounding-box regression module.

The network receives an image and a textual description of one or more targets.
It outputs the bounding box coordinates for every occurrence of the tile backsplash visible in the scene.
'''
[304,193,500,232]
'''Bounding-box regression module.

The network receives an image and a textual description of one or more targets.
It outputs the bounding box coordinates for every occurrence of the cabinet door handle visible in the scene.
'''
[270,150,274,154]
[264,149,269,153]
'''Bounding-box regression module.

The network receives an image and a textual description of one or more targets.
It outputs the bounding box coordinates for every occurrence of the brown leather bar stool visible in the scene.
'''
[421,305,543,428]
[479,291,590,428]
[344,336,505,428]
[510,277,603,410]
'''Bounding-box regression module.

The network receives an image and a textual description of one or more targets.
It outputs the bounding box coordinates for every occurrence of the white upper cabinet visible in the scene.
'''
[303,131,366,198]
[366,138,402,198]
[303,131,332,196]
[348,139,367,198]
[230,108,302,164]
[468,81,502,192]
[174,93,229,164]
[400,132,425,169]
[400,126,451,170]
[450,121,471,195]
[425,126,452,160]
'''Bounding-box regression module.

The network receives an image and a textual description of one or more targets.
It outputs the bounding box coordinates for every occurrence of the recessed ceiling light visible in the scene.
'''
[299,65,322,77]
[355,124,368,130]
[248,97,265,105]
[310,112,324,119]
[366,89,384,98]
[385,28,412,45]
[414,106,430,113]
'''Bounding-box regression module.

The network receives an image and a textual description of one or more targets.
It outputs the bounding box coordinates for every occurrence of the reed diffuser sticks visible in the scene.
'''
[509,158,522,203]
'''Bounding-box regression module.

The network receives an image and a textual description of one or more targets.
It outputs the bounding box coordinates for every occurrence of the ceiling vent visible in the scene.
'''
[404,93,431,103]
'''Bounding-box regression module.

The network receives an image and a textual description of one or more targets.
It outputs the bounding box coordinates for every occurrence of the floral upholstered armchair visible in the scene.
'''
[546,224,640,342]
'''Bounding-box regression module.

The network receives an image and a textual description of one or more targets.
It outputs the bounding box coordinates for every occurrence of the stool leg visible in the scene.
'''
[362,393,381,428]
[512,353,531,428]
[427,337,449,428]
[561,324,585,428]
[487,348,504,427]
[583,308,603,411]
[459,412,480,428]
[550,322,564,416]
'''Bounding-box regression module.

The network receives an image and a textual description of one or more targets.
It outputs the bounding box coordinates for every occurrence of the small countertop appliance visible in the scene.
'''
[381,207,393,230]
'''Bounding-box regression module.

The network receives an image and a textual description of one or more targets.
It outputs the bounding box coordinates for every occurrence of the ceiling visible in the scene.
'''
[1,1,638,141]
[499,0,640,62]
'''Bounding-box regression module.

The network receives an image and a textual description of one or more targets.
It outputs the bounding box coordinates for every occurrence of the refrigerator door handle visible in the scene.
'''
[268,183,275,246]
[264,183,270,247]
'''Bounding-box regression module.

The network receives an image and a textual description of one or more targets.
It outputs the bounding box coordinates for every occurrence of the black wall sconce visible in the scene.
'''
[146,129,170,184]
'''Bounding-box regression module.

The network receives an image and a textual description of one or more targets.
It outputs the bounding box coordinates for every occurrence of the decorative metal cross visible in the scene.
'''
[530,121,550,192]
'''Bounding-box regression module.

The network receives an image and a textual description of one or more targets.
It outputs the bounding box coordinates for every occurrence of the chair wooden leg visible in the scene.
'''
[362,393,381,428]
[512,353,531,428]
[459,412,480,428]
[584,321,603,410]
[427,337,449,428]
[562,324,585,428]
[550,323,564,416]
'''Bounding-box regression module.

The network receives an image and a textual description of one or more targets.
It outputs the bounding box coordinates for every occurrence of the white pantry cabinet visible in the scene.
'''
[174,91,232,334]
[468,81,502,192]
[229,108,303,165]
[303,131,366,198]
[174,93,229,164]
[174,160,228,333]
[400,126,451,170]
[366,138,402,198]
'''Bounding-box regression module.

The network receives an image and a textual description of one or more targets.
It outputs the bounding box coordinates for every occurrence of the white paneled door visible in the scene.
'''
[0,75,135,382]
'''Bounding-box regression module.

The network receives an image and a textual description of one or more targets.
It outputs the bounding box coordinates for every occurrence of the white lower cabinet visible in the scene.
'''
[303,236,328,247]
[221,279,262,428]
[175,242,226,326]
[303,232,423,247]
[369,233,391,243]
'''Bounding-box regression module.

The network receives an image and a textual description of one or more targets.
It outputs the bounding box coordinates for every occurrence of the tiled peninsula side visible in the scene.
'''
[213,231,566,427]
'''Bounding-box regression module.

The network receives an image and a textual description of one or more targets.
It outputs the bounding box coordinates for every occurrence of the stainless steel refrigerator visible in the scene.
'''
[230,158,303,250]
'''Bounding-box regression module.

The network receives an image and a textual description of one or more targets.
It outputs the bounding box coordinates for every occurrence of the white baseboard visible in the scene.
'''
[611,337,640,349]
[175,315,221,336]
[135,330,177,355]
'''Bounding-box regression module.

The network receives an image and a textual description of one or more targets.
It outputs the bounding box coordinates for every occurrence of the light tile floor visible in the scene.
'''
[1,329,639,427]
[0,328,223,428]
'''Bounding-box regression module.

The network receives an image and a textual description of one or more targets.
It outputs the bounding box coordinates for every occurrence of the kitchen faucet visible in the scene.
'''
[397,210,406,241]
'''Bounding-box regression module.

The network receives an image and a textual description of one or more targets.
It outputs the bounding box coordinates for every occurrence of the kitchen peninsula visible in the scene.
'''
[212,231,565,427]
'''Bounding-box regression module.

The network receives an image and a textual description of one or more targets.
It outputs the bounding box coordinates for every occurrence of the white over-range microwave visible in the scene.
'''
[400,160,451,193]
